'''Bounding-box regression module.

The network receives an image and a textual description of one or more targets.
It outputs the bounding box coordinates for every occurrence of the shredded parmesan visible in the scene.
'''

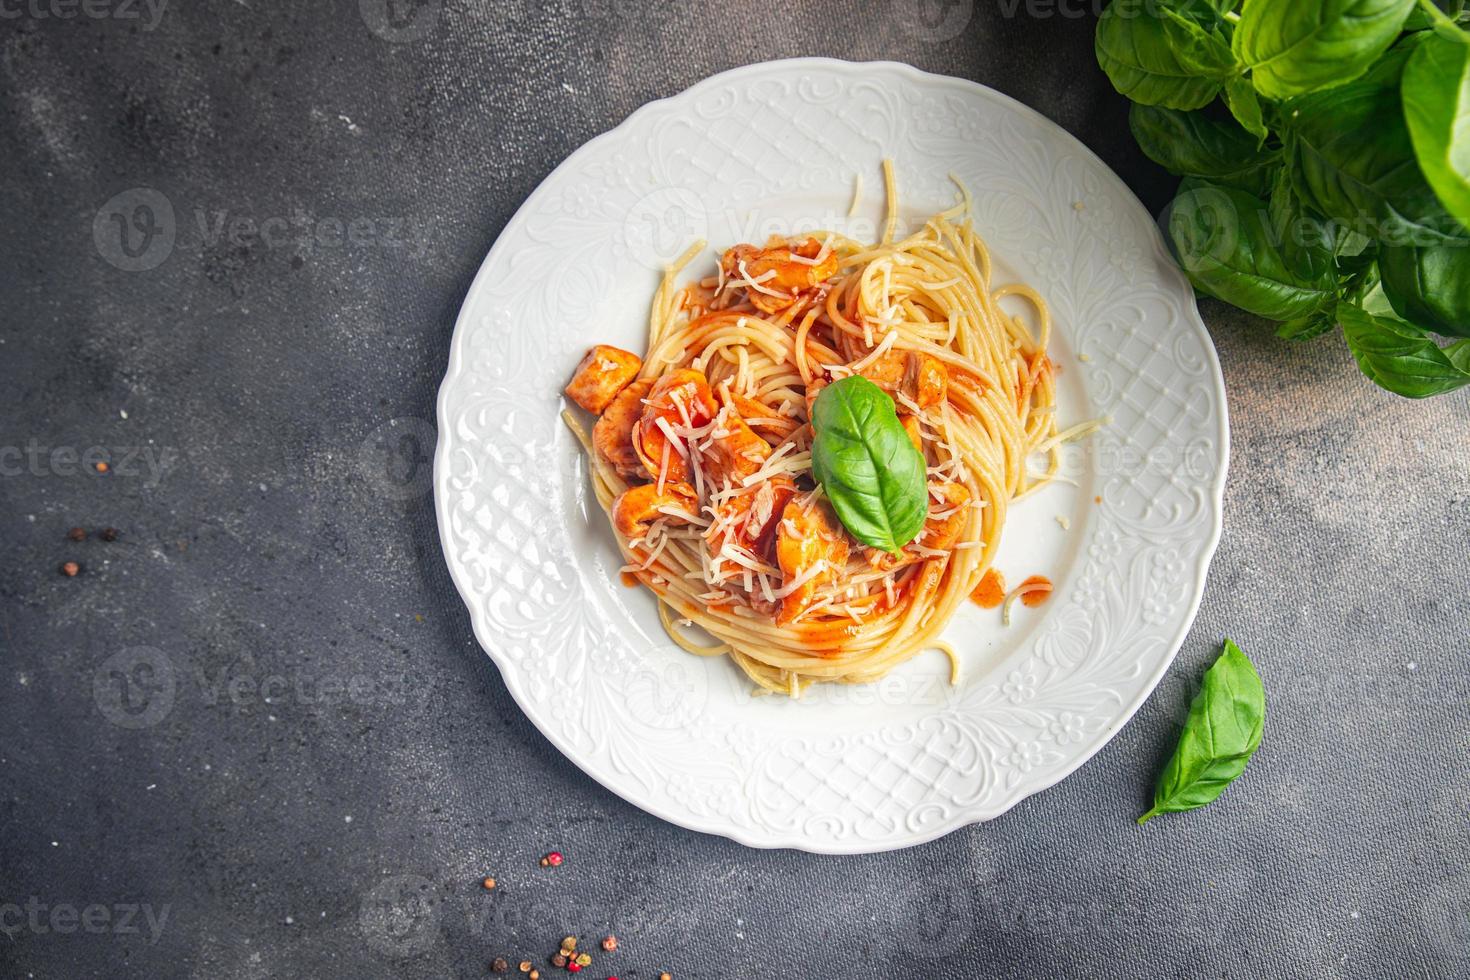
[653,417,690,460]
[736,259,790,299]
[656,505,706,526]
[772,560,829,599]
[738,442,802,487]
[786,235,834,266]
[859,330,902,375]
[656,439,671,494]
[756,572,776,603]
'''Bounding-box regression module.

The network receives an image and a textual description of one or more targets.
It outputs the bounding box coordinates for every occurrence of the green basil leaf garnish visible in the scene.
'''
[1139,639,1266,825]
[810,375,929,554]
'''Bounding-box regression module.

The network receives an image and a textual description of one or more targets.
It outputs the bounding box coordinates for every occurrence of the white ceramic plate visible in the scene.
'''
[434,58,1227,853]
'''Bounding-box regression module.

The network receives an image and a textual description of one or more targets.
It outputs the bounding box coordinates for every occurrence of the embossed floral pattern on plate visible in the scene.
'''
[434,59,1228,853]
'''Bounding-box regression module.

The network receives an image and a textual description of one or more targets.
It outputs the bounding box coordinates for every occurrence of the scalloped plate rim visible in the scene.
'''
[433,57,1229,853]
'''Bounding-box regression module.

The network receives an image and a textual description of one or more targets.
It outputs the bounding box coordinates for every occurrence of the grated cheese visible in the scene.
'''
[775,560,832,600]
[845,330,900,376]
[786,235,834,267]
[736,259,790,299]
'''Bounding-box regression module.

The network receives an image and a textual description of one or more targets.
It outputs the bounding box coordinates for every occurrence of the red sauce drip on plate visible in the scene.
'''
[1019,575,1053,608]
[971,568,1006,609]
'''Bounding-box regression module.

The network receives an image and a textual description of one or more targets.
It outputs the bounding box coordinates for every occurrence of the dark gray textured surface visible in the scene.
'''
[2,3,1468,978]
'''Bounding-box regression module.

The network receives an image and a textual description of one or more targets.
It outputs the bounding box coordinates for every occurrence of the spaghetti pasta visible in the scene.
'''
[562,168,1084,697]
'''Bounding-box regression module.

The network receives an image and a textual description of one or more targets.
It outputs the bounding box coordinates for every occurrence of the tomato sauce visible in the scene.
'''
[971,568,1006,609]
[1018,574,1053,608]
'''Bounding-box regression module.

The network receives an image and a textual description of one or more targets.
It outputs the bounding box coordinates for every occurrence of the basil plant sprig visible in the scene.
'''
[1096,0,1470,399]
[1139,639,1266,825]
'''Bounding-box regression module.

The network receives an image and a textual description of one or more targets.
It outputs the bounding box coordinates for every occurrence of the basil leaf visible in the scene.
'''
[1268,167,1339,285]
[810,375,928,553]
[1339,302,1470,396]
[1139,639,1265,825]
[1380,241,1470,336]
[1159,5,1239,77]
[1333,226,1380,276]
[1277,310,1337,340]
[1169,178,1338,319]
[1224,76,1270,145]
[1402,32,1470,232]
[1286,34,1467,247]
[1096,0,1226,109]
[1129,103,1279,195]
[1343,263,1398,314]
[1405,0,1467,30]
[1234,0,1417,100]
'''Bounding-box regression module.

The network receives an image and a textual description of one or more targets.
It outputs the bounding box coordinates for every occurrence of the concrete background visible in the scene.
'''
[2,2,1467,978]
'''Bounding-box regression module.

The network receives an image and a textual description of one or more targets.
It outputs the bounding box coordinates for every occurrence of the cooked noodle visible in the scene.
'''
[562,166,1090,696]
